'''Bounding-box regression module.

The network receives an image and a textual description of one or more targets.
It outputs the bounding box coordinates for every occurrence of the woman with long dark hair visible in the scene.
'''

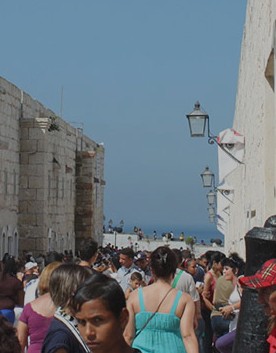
[124,246,198,353]
[0,255,24,324]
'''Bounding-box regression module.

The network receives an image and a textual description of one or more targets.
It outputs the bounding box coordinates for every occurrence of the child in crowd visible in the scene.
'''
[125,272,143,300]
[70,272,141,353]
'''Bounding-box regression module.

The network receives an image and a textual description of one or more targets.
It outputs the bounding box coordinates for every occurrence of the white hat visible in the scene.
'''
[25,262,38,271]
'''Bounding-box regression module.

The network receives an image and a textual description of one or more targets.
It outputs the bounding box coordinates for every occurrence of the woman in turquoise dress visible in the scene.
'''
[124,246,198,353]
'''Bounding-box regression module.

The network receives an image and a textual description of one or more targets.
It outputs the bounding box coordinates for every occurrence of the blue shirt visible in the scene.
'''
[117,264,144,292]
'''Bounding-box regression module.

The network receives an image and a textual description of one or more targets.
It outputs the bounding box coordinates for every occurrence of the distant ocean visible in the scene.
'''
[124,225,224,245]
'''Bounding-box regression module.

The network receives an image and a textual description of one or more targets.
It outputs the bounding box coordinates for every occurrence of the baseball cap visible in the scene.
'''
[239,259,276,289]
[25,262,38,271]
[134,252,147,262]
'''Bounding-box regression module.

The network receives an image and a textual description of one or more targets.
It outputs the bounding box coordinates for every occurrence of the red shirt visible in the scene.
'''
[267,326,276,353]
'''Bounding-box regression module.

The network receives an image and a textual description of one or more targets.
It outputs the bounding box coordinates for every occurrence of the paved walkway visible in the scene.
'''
[102,233,224,257]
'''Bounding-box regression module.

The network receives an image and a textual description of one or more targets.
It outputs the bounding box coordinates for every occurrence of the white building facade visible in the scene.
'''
[219,0,276,257]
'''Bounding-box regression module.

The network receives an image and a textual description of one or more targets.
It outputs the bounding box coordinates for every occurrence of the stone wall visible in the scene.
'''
[0,76,105,258]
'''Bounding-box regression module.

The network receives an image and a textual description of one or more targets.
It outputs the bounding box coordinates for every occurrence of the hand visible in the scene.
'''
[197,285,204,295]
[219,305,234,318]
[202,290,210,299]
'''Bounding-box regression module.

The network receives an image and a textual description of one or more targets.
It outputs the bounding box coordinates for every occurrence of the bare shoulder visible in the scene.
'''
[30,294,55,317]
[127,288,139,305]
[179,291,193,304]
[204,272,212,282]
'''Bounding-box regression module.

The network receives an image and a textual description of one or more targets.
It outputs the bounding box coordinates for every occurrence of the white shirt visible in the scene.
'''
[173,268,199,302]
[116,264,144,292]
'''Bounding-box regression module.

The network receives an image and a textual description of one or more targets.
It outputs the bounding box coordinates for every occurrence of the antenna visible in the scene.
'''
[60,86,64,118]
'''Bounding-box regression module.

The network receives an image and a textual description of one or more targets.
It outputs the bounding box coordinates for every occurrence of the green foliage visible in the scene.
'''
[185,236,195,247]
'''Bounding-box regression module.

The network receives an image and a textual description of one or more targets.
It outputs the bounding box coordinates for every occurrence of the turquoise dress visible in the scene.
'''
[132,288,187,353]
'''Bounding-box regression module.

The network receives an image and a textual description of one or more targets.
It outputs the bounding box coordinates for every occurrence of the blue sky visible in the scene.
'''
[1,1,247,237]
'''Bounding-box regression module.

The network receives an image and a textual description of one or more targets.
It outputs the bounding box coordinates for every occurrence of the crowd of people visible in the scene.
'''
[0,239,275,353]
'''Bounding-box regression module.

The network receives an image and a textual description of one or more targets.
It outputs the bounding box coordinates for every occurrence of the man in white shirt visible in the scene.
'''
[116,247,144,292]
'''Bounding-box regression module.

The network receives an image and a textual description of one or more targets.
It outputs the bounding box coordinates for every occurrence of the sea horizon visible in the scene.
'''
[123,224,224,245]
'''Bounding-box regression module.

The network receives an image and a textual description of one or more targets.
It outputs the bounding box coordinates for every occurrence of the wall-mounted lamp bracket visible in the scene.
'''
[186,101,243,164]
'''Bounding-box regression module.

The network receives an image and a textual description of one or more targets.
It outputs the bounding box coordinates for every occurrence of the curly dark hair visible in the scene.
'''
[0,315,21,353]
[221,252,245,277]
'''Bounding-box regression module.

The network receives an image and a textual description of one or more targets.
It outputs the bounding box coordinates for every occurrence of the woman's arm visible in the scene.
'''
[123,293,136,345]
[202,272,212,299]
[17,320,28,353]
[202,273,214,311]
[220,300,241,318]
[180,294,199,353]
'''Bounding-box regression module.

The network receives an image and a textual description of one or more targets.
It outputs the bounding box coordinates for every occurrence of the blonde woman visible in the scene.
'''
[17,261,62,353]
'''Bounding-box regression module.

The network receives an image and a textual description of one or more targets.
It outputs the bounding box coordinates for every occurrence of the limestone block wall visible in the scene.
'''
[0,76,105,258]
[75,145,105,249]
[224,0,276,257]
[0,79,20,256]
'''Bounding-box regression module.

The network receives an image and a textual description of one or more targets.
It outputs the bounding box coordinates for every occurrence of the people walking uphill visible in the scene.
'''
[214,253,245,353]
[0,315,21,353]
[17,261,62,353]
[134,251,152,284]
[124,246,199,353]
[125,272,143,300]
[77,239,98,269]
[183,258,197,278]
[24,251,63,305]
[0,255,24,324]
[172,249,203,353]
[70,272,142,353]
[116,248,144,292]
[201,251,225,353]
[239,258,276,353]
[23,261,39,288]
[41,264,93,353]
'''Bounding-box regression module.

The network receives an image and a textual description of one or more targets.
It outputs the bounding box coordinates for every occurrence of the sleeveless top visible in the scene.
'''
[208,270,216,303]
[132,288,187,353]
[228,284,241,332]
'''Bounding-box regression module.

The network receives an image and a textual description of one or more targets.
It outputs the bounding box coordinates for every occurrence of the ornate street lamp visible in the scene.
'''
[186,101,242,164]
[207,207,216,216]
[186,101,208,137]
[200,166,215,188]
[207,190,216,205]
[209,215,216,223]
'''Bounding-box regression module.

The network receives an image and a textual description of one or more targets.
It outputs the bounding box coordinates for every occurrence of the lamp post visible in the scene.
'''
[200,166,217,223]
[186,101,242,164]
[207,207,216,216]
[207,190,216,205]
[200,166,215,188]
[209,215,216,223]
[186,101,209,137]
